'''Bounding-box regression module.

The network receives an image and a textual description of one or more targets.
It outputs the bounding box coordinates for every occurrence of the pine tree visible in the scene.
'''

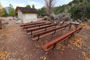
[8,4,15,16]
[32,5,35,8]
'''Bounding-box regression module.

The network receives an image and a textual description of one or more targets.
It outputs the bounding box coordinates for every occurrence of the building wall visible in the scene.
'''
[17,10,23,20]
[23,14,37,23]
[17,10,38,23]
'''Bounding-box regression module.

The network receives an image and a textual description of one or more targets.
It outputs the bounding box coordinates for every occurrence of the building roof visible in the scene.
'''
[16,7,38,14]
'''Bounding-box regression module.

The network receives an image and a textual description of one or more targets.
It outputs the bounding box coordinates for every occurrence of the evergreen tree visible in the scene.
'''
[38,7,47,16]
[32,5,35,8]
[69,0,90,20]
[3,10,8,16]
[26,5,31,8]
[8,4,15,16]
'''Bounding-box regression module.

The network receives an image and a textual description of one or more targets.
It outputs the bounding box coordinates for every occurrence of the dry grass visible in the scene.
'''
[0,51,10,60]
[69,35,85,48]
[56,44,66,50]
[82,52,90,60]
[80,23,90,29]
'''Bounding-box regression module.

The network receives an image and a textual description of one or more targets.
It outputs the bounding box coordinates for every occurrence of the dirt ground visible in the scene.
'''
[0,19,90,60]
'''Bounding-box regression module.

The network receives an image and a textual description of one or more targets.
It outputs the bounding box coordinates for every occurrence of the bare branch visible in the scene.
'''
[44,0,56,16]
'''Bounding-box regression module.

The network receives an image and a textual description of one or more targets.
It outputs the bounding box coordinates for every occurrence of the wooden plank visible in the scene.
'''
[20,22,46,27]
[23,23,51,29]
[26,24,57,33]
[32,24,69,40]
[32,28,65,41]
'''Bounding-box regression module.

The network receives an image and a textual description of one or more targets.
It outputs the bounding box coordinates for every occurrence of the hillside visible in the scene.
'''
[54,0,90,20]
[38,0,90,20]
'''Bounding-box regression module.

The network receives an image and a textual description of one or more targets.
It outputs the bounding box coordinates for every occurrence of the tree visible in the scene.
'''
[54,5,67,14]
[44,0,56,17]
[69,0,90,20]
[70,6,83,19]
[0,3,5,16]
[3,10,8,16]
[32,5,35,8]
[86,4,90,19]
[8,4,15,16]
[38,7,47,16]
[44,0,57,21]
[26,5,31,8]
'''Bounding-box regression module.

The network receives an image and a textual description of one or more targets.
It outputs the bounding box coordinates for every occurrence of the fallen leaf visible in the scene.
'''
[43,56,46,60]
[0,51,10,60]
[40,56,47,60]
[69,36,85,48]
[18,58,21,60]
[56,44,66,50]
[9,58,15,60]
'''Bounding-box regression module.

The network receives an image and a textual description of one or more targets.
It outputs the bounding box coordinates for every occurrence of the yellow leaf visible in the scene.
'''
[18,58,21,60]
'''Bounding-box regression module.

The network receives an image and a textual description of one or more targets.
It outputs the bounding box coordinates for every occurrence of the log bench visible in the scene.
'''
[26,24,58,35]
[42,27,82,52]
[23,22,51,29]
[32,24,70,40]
[20,22,46,27]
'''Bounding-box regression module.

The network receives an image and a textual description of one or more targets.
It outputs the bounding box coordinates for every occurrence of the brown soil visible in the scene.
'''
[0,20,90,60]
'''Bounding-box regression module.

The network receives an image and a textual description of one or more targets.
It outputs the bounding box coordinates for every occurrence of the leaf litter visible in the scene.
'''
[69,36,86,48]
[0,51,10,60]
[82,52,90,60]
[40,56,47,60]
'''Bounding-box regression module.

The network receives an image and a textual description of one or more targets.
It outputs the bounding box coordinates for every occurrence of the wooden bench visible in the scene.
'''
[23,22,51,29]
[20,22,46,27]
[26,24,57,35]
[32,24,70,40]
[42,27,82,52]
